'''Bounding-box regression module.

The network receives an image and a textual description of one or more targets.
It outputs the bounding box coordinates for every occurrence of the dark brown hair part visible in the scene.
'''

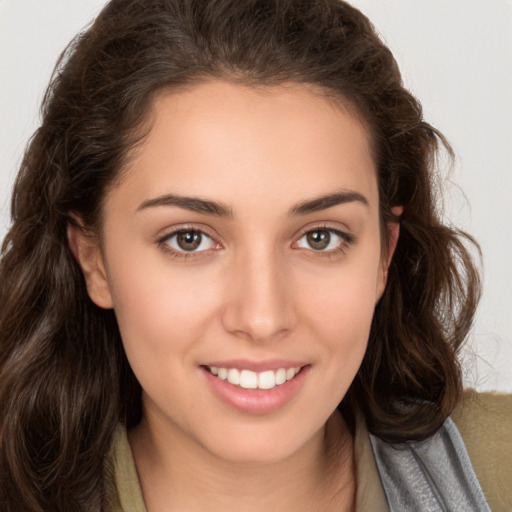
[0,0,481,510]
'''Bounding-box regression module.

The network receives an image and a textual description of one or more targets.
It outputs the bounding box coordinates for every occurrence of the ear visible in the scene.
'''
[376,206,403,301]
[67,218,114,309]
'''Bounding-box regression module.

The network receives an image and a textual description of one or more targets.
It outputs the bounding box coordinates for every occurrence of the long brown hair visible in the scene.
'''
[0,0,481,510]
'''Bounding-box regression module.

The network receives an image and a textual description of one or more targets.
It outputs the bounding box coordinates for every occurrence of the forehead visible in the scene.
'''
[116,80,378,214]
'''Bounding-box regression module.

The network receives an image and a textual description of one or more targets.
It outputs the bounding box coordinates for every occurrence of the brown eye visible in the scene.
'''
[176,230,202,251]
[295,227,352,253]
[306,230,331,250]
[162,229,217,253]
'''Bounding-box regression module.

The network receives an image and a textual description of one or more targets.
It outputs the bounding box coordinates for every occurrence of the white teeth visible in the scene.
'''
[258,370,276,390]
[275,368,286,385]
[239,370,258,389]
[227,368,240,385]
[208,366,302,390]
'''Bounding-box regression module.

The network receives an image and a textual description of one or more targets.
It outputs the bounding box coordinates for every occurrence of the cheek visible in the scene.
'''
[105,252,223,364]
[297,251,381,365]
[288,265,380,426]
[107,263,227,418]
[312,283,376,360]
[300,253,381,324]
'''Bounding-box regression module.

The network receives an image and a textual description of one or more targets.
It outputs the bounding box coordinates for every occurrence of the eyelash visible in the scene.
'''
[293,225,355,258]
[156,225,355,260]
[157,225,220,260]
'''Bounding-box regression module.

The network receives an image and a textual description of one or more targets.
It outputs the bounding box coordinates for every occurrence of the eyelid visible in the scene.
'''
[156,224,223,257]
[154,222,355,259]
[292,224,356,253]
[293,221,355,242]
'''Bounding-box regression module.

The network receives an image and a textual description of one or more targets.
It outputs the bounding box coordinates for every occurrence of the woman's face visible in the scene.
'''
[74,81,393,463]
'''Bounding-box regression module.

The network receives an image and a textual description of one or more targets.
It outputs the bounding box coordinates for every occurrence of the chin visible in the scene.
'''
[197,420,324,465]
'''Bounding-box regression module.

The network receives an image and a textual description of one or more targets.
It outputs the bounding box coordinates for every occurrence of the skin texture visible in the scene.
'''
[69,81,400,511]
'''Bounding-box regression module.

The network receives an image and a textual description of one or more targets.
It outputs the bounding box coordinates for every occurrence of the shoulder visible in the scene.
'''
[451,390,512,512]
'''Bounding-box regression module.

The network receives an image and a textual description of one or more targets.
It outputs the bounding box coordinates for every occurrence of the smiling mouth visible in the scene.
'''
[205,366,302,390]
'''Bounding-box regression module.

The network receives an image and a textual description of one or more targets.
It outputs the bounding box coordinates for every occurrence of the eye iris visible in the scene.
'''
[177,230,202,251]
[307,230,330,250]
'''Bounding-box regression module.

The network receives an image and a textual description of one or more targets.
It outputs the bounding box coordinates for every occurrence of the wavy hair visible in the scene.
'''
[0,0,481,509]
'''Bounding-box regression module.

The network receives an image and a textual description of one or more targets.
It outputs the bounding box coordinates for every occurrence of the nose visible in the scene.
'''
[221,247,297,343]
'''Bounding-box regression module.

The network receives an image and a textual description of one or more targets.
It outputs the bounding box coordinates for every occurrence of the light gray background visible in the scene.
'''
[1,0,511,391]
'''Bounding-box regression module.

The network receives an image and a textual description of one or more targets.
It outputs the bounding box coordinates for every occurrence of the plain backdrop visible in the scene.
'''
[1,0,511,391]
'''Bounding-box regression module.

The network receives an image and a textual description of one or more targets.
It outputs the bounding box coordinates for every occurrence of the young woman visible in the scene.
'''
[0,1,510,511]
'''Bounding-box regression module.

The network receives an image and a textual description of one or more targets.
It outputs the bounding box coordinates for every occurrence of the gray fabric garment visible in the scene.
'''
[370,417,491,512]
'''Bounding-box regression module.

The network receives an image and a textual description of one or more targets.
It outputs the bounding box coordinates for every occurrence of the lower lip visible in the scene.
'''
[201,366,310,415]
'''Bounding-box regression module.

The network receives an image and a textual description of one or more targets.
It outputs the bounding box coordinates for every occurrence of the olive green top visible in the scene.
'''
[104,391,512,511]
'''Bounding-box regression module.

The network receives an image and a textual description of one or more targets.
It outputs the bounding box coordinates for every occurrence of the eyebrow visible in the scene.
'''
[137,189,369,217]
[289,190,369,216]
[137,194,233,217]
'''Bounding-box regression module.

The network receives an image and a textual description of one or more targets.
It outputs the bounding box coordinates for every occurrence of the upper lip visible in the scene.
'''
[202,359,309,372]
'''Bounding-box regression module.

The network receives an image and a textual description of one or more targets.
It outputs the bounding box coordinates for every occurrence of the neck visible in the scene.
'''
[129,410,355,512]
